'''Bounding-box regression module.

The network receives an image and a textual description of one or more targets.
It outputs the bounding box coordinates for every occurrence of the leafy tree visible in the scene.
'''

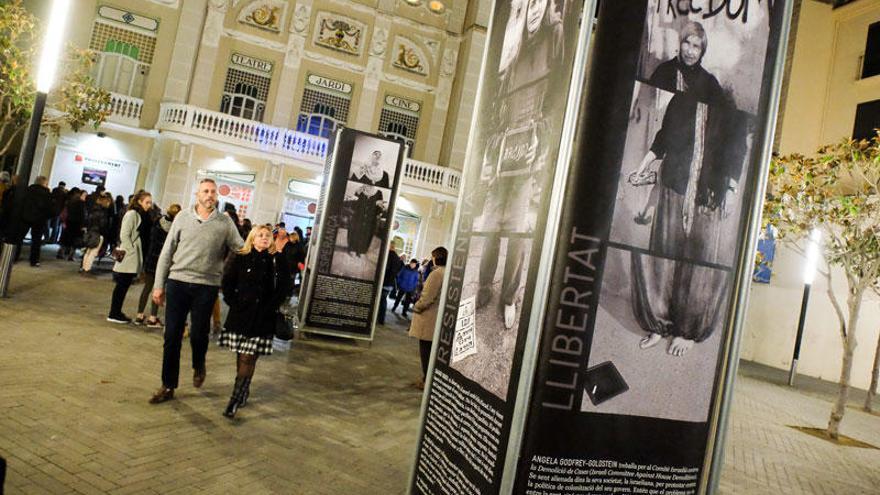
[0,0,110,158]
[764,132,880,438]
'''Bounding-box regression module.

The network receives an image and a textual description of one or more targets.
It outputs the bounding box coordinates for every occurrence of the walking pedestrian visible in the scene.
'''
[219,224,291,418]
[80,194,112,273]
[16,176,55,266]
[379,242,404,325]
[49,181,67,243]
[392,258,421,318]
[57,189,85,261]
[134,203,180,327]
[148,178,243,404]
[107,191,153,324]
[408,247,447,389]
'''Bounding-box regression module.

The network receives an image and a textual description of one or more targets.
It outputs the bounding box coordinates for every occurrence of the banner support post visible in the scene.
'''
[704,0,796,492]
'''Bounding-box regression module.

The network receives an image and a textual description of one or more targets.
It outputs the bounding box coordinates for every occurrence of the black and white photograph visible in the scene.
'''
[329,181,391,281]
[348,134,401,188]
[450,236,534,400]
[638,2,771,115]
[446,0,572,401]
[609,80,753,266]
[581,247,731,422]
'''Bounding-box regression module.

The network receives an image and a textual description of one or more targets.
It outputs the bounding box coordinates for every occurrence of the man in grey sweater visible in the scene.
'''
[149,178,243,404]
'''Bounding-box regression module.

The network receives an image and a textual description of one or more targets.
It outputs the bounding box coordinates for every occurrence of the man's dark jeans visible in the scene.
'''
[161,279,219,389]
[378,286,393,325]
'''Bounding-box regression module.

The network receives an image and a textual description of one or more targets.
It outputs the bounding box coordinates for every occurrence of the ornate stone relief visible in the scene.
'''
[238,0,288,33]
[292,4,311,34]
[365,57,383,91]
[286,36,306,67]
[392,36,429,76]
[370,28,389,57]
[313,12,366,57]
[440,46,457,77]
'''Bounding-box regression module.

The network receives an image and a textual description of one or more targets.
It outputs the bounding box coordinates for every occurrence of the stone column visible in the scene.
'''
[270,2,313,128]
[160,140,195,209]
[188,0,227,108]
[253,160,284,225]
[423,41,459,164]
[162,0,209,103]
[353,19,391,131]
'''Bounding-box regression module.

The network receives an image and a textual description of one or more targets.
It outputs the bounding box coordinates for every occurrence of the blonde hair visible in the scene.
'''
[238,224,277,255]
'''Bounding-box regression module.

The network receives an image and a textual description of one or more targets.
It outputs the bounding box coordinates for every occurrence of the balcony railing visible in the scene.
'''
[157,103,462,197]
[105,92,143,127]
[158,103,327,165]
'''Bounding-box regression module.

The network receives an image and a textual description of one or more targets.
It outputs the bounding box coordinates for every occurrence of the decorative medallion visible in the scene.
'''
[370,28,388,57]
[238,0,287,33]
[314,12,366,56]
[392,37,428,76]
[292,4,311,34]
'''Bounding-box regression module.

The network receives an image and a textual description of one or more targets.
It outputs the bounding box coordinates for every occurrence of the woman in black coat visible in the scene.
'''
[219,224,291,418]
[58,189,86,260]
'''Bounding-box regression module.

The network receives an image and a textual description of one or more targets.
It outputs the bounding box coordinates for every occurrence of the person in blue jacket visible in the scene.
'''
[392,258,421,318]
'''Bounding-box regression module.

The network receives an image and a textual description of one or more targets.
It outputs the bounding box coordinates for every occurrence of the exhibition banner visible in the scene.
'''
[409,0,588,492]
[513,1,792,494]
[301,128,405,340]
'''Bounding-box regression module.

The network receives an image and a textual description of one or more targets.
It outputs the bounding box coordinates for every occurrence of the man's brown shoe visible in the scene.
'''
[193,368,206,388]
[149,387,174,404]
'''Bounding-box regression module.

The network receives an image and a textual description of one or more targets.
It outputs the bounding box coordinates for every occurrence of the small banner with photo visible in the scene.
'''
[300,128,405,341]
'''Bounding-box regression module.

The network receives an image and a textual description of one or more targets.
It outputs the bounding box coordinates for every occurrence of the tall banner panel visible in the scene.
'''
[409,0,588,492]
[301,128,405,340]
[513,1,792,494]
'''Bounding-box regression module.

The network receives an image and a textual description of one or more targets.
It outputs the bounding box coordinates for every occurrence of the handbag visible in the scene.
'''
[111,248,126,263]
[272,256,295,340]
[274,312,294,341]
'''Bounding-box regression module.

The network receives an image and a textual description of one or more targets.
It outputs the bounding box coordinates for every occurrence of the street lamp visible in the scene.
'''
[788,228,822,386]
[0,0,72,297]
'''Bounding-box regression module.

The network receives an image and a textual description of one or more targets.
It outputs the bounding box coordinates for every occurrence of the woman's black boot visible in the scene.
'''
[240,380,251,408]
[223,377,248,418]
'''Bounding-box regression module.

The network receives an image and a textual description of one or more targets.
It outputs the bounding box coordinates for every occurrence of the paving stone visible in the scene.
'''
[1,253,879,494]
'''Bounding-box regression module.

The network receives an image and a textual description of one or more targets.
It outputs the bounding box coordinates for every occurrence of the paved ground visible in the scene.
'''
[0,250,879,494]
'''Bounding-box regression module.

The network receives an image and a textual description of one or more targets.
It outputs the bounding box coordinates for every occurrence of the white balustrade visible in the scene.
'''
[106,92,143,126]
[156,103,461,197]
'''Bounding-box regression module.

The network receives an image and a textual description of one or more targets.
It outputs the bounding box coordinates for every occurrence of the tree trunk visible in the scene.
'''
[865,327,880,412]
[827,291,862,439]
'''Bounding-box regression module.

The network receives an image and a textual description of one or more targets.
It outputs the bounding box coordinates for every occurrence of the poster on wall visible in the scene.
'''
[409,0,587,492]
[513,1,791,494]
[49,147,140,196]
[301,128,405,340]
[195,172,255,220]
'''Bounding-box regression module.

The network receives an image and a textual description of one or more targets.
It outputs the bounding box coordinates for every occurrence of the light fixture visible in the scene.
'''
[428,0,446,14]
[802,228,822,285]
[225,155,235,163]
[36,0,72,93]
[403,0,422,5]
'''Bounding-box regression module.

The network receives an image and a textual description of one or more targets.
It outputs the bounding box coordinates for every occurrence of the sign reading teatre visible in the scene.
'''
[231,53,273,74]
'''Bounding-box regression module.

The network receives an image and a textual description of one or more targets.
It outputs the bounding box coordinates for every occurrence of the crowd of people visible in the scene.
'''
[1,172,448,415]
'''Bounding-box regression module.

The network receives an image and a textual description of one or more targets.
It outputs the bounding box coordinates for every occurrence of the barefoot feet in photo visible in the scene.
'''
[639,333,662,349]
[668,337,694,356]
[503,304,516,330]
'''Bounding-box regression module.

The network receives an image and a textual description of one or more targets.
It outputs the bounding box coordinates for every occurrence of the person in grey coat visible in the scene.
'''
[107,191,153,324]
[149,178,244,404]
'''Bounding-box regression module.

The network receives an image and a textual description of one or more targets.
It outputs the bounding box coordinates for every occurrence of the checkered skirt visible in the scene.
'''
[218,331,274,356]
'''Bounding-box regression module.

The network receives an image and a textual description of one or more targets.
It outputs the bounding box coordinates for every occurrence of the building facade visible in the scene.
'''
[743,0,880,389]
[24,0,493,261]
